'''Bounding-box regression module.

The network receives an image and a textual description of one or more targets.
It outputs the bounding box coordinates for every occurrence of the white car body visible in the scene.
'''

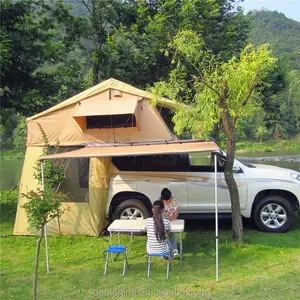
[106,151,300,232]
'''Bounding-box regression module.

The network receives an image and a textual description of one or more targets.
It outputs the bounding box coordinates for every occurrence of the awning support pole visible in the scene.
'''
[214,154,219,282]
[41,161,50,274]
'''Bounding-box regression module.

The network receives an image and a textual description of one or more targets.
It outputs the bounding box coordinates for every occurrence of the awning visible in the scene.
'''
[40,140,219,160]
[73,98,139,117]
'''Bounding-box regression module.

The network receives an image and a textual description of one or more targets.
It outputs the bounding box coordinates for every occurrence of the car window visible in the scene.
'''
[188,152,225,172]
[112,154,190,172]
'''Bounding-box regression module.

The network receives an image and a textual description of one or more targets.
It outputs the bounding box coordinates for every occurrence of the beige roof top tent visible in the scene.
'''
[39,139,221,282]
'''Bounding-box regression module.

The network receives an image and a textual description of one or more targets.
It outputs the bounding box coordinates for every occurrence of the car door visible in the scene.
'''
[187,152,247,212]
[137,154,188,211]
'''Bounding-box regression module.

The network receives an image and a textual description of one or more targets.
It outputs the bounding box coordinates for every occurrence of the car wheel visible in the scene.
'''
[253,195,293,233]
[113,199,150,220]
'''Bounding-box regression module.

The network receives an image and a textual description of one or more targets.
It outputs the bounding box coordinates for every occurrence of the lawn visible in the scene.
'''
[1,191,300,299]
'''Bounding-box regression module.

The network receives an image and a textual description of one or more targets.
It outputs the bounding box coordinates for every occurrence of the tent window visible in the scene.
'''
[112,154,190,172]
[78,158,89,188]
[86,114,136,129]
[59,158,89,202]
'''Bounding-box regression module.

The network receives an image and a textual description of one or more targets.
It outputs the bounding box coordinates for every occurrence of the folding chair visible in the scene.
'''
[146,253,171,279]
[103,245,129,276]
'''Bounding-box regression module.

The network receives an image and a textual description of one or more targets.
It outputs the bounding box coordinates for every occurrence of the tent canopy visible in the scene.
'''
[28,78,185,122]
[40,140,219,160]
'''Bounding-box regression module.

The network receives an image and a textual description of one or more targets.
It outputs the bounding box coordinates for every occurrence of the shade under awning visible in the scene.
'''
[40,140,219,160]
[73,98,139,117]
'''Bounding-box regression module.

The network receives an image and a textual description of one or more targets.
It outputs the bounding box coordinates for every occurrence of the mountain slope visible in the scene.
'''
[248,10,300,71]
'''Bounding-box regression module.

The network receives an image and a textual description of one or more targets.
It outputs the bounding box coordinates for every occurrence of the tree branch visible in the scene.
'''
[241,75,257,107]
[78,0,92,15]
[196,75,222,98]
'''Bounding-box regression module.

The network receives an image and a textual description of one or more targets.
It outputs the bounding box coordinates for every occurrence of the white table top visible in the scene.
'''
[108,219,185,232]
[108,219,146,232]
[170,219,185,232]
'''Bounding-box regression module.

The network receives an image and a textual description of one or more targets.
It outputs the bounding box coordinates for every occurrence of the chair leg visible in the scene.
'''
[147,255,151,278]
[125,248,129,269]
[104,252,109,275]
[166,259,170,279]
[123,253,126,276]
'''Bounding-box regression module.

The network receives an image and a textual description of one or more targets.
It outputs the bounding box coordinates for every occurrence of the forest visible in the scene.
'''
[1,0,300,152]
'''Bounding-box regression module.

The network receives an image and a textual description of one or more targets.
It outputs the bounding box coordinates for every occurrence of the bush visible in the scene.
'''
[13,118,26,152]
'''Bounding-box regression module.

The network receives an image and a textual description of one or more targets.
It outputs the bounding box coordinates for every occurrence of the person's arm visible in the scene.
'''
[168,208,179,221]
[164,219,170,232]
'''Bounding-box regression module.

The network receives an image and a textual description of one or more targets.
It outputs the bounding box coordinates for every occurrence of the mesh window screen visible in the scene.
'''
[59,158,90,202]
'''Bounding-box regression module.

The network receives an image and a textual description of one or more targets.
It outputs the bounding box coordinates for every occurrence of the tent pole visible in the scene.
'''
[214,154,219,282]
[41,161,50,274]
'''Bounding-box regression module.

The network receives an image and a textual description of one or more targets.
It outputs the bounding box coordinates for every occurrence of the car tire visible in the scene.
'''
[113,199,150,220]
[253,195,293,233]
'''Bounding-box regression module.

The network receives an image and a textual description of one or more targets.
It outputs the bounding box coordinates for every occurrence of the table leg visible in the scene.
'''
[110,231,112,246]
[130,232,133,245]
[118,231,120,245]
[180,232,183,263]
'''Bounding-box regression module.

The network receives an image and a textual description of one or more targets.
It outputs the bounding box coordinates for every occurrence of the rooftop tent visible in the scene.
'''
[26,78,183,146]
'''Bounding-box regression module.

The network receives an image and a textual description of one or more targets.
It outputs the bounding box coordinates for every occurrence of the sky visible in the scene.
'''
[240,0,300,21]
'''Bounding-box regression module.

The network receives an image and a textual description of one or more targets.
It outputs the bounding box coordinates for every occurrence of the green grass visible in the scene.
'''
[1,192,300,299]
[235,135,300,152]
[0,149,25,160]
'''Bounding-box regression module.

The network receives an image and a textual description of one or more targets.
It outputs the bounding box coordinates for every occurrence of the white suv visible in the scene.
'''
[107,151,300,233]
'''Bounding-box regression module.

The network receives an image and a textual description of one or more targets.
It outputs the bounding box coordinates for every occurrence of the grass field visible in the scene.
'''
[1,191,300,299]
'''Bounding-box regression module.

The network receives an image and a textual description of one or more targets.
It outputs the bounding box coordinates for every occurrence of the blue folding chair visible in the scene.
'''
[146,253,171,279]
[104,245,129,276]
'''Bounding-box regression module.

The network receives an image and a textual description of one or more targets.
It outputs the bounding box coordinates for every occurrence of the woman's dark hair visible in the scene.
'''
[152,200,165,242]
[161,188,172,201]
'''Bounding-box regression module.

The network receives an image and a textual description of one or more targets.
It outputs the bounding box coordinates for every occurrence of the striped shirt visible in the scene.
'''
[145,217,170,255]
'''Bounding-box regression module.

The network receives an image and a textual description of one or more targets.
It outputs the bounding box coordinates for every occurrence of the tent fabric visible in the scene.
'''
[27,91,174,146]
[73,96,139,117]
[27,78,184,122]
[46,157,110,235]
[41,141,219,160]
[14,148,111,236]
[13,146,43,235]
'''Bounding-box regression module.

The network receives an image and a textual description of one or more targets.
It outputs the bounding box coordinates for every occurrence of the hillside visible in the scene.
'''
[248,10,300,71]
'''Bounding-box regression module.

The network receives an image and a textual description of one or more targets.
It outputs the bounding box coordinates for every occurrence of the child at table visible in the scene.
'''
[145,201,174,260]
[160,188,179,256]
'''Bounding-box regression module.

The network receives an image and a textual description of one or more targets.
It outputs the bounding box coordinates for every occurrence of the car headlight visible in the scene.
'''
[291,173,300,181]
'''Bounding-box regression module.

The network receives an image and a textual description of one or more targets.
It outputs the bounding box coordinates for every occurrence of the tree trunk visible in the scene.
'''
[220,99,244,243]
[33,227,44,300]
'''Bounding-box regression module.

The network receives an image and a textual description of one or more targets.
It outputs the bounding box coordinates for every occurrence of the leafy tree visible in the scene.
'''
[152,30,278,242]
[22,124,67,299]
[104,0,250,87]
[22,189,66,300]
[13,117,27,152]
[0,0,84,116]
[255,125,270,150]
[76,0,136,85]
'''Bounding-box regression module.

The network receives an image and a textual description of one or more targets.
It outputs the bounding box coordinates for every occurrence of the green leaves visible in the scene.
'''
[152,29,278,141]
[22,188,67,230]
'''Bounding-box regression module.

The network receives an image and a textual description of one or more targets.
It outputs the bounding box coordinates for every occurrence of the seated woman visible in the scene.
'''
[145,201,174,260]
[160,188,179,256]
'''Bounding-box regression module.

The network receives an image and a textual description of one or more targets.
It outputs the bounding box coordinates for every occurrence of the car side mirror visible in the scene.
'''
[233,166,243,174]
